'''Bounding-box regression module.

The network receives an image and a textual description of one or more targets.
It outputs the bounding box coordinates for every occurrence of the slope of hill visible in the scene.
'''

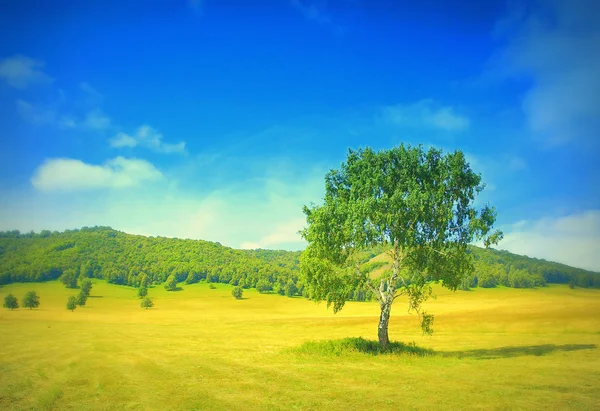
[0,227,299,292]
[0,227,598,296]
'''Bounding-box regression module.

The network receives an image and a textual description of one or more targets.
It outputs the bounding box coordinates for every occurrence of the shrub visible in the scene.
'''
[80,278,93,296]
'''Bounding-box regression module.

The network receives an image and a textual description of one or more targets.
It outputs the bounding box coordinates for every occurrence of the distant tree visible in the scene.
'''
[164,275,177,291]
[80,278,92,296]
[67,296,77,311]
[232,286,243,300]
[3,293,19,310]
[60,269,78,288]
[138,285,148,298]
[76,291,87,307]
[141,297,154,309]
[285,280,298,297]
[22,291,40,310]
[256,279,272,294]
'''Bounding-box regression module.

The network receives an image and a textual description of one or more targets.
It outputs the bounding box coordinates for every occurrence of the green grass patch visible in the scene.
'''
[290,337,434,357]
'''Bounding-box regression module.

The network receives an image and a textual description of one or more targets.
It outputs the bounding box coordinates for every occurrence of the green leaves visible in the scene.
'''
[300,143,502,340]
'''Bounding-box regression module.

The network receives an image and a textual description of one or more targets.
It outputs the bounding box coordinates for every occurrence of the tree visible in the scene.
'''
[300,145,502,349]
[256,279,272,293]
[80,278,92,296]
[141,297,154,309]
[164,275,177,291]
[138,285,148,298]
[3,293,19,310]
[285,280,298,297]
[76,291,88,307]
[67,296,77,311]
[231,286,243,300]
[22,291,40,310]
[60,269,78,288]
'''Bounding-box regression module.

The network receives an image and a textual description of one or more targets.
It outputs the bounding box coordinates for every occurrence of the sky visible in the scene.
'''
[0,0,599,271]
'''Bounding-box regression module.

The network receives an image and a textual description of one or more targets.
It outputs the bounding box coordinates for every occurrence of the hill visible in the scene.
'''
[0,227,598,297]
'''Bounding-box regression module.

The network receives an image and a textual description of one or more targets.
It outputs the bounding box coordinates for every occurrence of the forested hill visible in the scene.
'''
[0,227,598,295]
[0,227,301,292]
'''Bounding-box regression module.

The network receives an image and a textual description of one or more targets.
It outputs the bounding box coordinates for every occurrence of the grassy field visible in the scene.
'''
[1,280,599,410]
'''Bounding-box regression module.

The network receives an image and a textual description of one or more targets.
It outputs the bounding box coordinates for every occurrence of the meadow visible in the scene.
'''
[1,280,598,410]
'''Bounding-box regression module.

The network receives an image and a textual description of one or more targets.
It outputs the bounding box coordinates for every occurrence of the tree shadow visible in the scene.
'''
[441,344,597,360]
[88,295,103,298]
[290,338,597,359]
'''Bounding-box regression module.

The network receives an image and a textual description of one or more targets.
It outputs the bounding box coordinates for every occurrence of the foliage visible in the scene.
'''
[300,144,502,348]
[22,290,40,309]
[67,296,77,311]
[137,285,148,298]
[164,274,178,291]
[140,297,153,309]
[284,280,298,297]
[80,278,92,296]
[60,268,78,288]
[0,226,597,296]
[3,293,19,310]
[76,291,87,307]
[232,286,243,300]
[256,279,272,293]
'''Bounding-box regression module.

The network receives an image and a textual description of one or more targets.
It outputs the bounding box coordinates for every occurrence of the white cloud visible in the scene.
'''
[382,99,471,132]
[499,210,600,272]
[31,157,163,192]
[110,125,186,154]
[0,55,53,89]
[493,0,600,145]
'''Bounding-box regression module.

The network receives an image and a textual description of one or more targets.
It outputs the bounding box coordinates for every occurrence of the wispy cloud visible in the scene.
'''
[16,99,57,125]
[0,55,53,89]
[82,109,111,130]
[110,125,187,154]
[31,157,163,192]
[491,0,600,146]
[500,210,600,272]
[382,99,471,132]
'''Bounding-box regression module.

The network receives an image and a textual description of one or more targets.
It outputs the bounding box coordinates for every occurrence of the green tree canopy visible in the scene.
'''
[22,291,40,310]
[3,293,19,310]
[67,296,77,311]
[232,286,243,300]
[141,297,153,309]
[80,278,92,296]
[300,144,502,349]
[138,285,148,298]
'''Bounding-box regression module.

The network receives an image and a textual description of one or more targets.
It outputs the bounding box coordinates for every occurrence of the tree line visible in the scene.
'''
[0,226,598,299]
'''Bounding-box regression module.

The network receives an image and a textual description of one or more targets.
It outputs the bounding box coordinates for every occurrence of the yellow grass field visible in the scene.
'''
[1,280,599,410]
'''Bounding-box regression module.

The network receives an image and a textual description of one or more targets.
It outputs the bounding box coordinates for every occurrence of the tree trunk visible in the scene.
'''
[378,302,392,350]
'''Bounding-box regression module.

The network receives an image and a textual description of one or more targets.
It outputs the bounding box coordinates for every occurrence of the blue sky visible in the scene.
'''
[0,0,599,271]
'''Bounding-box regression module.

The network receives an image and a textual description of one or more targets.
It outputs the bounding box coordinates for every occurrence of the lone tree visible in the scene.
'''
[231,286,243,300]
[141,297,154,309]
[300,145,502,349]
[3,293,19,310]
[22,291,40,310]
[67,296,77,311]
